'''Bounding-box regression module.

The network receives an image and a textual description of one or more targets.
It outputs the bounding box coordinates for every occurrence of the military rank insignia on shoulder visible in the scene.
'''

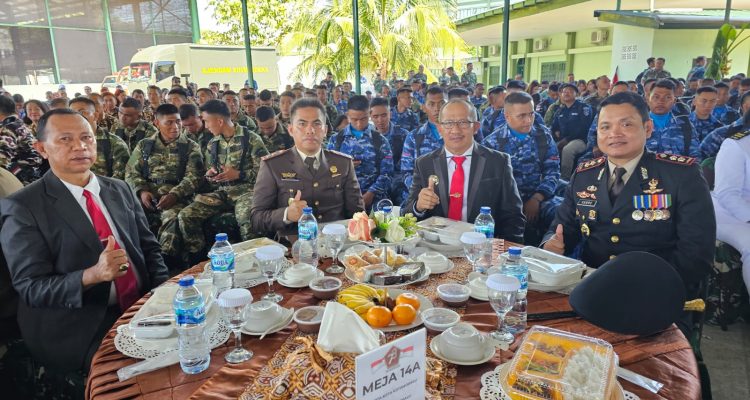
[576,156,605,173]
[261,148,289,161]
[326,149,353,159]
[729,130,750,141]
[655,153,695,166]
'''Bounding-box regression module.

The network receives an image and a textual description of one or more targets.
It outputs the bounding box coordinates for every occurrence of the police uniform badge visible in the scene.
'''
[581,223,590,236]
[281,172,298,181]
[330,165,341,177]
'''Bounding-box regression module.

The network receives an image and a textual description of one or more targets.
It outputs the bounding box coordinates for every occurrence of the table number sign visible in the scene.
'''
[355,329,426,400]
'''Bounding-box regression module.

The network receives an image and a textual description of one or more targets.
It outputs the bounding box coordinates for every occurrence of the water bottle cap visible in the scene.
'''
[302,207,313,213]
[382,206,392,212]
[508,247,522,256]
[215,233,228,241]
[322,223,347,235]
[480,206,491,214]
[460,231,486,245]
[217,288,253,307]
[178,275,195,287]
[486,274,520,292]
[255,245,284,261]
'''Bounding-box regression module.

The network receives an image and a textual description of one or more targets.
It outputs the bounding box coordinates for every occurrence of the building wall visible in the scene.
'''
[609,24,655,81]
[652,29,750,80]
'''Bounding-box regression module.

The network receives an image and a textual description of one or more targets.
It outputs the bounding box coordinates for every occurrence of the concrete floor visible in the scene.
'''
[701,322,750,400]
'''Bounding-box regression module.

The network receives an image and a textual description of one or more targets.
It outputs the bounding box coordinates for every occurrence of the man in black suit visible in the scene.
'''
[404,99,525,243]
[0,109,168,395]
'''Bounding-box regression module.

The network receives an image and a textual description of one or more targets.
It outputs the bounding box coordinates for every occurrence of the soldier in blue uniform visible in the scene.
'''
[400,86,447,205]
[482,92,562,244]
[370,97,410,206]
[551,83,595,180]
[543,92,715,335]
[701,104,750,159]
[470,83,487,110]
[536,83,559,118]
[689,86,724,143]
[713,82,742,125]
[411,80,425,105]
[327,95,394,210]
[391,88,420,133]
[480,86,507,139]
[645,79,701,160]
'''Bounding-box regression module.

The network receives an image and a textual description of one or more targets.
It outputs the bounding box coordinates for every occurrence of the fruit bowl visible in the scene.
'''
[336,284,433,332]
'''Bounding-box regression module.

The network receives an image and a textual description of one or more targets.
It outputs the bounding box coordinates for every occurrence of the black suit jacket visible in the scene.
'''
[404,143,525,243]
[0,171,169,371]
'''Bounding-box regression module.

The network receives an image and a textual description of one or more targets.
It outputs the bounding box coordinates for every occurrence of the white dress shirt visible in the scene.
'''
[445,146,473,221]
[60,174,137,304]
[606,152,643,189]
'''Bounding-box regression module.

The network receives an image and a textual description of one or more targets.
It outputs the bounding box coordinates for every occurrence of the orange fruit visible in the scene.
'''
[366,306,393,328]
[395,293,421,310]
[392,304,417,325]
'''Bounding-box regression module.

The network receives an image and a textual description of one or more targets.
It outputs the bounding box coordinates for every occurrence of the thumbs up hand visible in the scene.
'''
[543,224,565,255]
[83,236,129,287]
[287,190,308,222]
[416,177,440,213]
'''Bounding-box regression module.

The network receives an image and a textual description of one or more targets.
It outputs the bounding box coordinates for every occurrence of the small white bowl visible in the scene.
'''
[293,306,325,334]
[421,307,460,333]
[437,283,471,307]
[440,322,487,362]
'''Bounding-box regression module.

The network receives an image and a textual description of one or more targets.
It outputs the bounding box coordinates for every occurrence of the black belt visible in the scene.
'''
[148,178,179,185]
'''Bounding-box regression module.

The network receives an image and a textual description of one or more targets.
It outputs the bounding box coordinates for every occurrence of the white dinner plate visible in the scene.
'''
[277,269,325,288]
[344,265,431,288]
[376,289,433,333]
[430,335,496,366]
[241,310,295,336]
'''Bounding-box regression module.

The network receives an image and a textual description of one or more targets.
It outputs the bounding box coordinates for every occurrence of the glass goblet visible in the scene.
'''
[486,274,520,345]
[217,288,254,363]
[322,224,347,274]
[256,245,285,303]
[460,232,487,273]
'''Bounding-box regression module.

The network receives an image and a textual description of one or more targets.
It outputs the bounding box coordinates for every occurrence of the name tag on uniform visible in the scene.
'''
[281,172,299,181]
[576,199,597,207]
[281,178,300,182]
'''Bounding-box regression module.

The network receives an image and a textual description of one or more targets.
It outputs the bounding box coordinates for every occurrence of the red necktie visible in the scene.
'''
[83,190,139,311]
[448,156,466,221]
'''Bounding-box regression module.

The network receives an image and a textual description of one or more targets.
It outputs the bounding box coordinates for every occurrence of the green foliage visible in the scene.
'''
[201,0,303,46]
[705,23,750,80]
[282,0,468,83]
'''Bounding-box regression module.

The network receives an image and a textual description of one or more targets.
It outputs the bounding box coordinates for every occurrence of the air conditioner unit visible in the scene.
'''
[489,45,500,56]
[534,39,548,51]
[591,30,608,44]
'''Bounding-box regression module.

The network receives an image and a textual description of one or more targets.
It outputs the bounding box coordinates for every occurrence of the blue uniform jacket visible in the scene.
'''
[327,124,394,196]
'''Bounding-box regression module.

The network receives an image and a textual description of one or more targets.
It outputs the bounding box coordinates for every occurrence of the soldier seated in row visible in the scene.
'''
[166,88,189,108]
[178,100,269,263]
[0,96,42,185]
[251,98,364,238]
[543,91,715,334]
[327,95,394,210]
[125,104,204,270]
[69,97,130,180]
[180,103,213,153]
[223,90,258,132]
[256,106,294,153]
[482,92,562,245]
[112,97,158,152]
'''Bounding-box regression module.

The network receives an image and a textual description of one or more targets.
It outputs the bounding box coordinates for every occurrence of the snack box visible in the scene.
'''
[505,326,617,400]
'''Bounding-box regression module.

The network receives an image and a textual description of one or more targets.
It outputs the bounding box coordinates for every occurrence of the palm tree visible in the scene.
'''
[282,0,468,83]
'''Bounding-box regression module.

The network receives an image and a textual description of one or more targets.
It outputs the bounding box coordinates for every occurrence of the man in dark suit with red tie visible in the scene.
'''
[404,99,525,242]
[0,109,168,396]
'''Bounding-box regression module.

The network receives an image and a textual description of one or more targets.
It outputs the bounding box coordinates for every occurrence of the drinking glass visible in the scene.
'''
[486,274,520,344]
[460,232,487,273]
[322,224,347,274]
[217,288,253,363]
[256,246,285,303]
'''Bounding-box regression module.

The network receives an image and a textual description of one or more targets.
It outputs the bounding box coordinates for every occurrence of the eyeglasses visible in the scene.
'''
[440,120,474,129]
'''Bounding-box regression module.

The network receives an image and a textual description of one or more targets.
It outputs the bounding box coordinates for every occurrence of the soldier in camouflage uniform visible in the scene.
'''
[400,87,447,204]
[316,85,340,129]
[713,82,742,125]
[370,97,410,206]
[132,89,154,123]
[701,113,749,159]
[180,103,213,154]
[256,106,294,153]
[88,93,117,132]
[391,88,420,133]
[646,80,701,160]
[689,86,724,143]
[177,100,269,260]
[258,90,281,114]
[277,91,295,131]
[0,96,42,185]
[111,97,159,152]
[69,97,130,180]
[460,63,478,88]
[126,104,204,263]
[482,92,562,244]
[327,95,394,210]
[223,90,258,131]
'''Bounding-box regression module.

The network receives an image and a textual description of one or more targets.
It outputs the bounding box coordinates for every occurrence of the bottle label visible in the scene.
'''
[475,224,495,239]
[298,223,317,240]
[211,252,235,272]
[175,305,206,325]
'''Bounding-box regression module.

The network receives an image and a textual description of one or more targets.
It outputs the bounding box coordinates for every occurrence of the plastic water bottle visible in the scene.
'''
[209,233,234,296]
[297,207,319,266]
[173,275,210,374]
[474,206,495,273]
[502,247,528,334]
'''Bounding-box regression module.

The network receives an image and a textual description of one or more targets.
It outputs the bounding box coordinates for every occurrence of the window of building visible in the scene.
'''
[154,61,175,82]
[48,0,104,29]
[0,26,55,85]
[541,62,567,83]
[0,0,47,25]
[54,29,112,83]
[488,66,500,86]
[108,0,191,34]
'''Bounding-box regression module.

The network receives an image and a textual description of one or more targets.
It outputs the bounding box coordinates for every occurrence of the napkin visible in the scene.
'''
[316,302,380,354]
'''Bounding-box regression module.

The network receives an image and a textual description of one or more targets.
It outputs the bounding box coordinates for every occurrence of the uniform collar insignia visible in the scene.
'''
[640,166,648,180]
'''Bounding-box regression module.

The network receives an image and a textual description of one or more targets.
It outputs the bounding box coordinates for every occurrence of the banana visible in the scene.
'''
[353,303,374,315]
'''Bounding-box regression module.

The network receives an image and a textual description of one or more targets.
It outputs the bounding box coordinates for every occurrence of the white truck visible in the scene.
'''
[125,44,281,92]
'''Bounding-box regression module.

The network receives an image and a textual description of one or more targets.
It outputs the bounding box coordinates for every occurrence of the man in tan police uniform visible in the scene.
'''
[250,98,364,238]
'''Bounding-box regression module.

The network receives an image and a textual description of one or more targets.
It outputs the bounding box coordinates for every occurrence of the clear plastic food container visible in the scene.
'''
[505,326,617,400]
